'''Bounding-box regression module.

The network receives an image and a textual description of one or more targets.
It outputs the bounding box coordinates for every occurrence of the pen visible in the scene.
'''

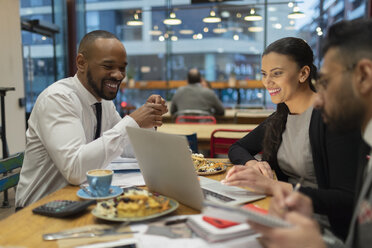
[282,177,304,213]
[164,218,188,225]
[293,177,304,192]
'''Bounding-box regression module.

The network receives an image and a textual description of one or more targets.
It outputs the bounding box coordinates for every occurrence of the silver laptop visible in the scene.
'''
[126,126,265,210]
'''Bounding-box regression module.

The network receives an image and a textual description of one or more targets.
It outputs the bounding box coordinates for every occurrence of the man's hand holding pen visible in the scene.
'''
[269,178,313,219]
[249,181,325,248]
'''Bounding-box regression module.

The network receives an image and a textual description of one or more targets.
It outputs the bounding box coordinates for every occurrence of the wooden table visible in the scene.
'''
[0,168,270,247]
[162,109,274,124]
[157,123,257,151]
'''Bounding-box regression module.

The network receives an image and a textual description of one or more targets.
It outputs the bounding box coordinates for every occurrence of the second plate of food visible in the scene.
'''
[196,163,227,175]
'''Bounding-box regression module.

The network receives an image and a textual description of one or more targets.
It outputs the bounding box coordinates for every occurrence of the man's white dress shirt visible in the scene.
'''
[363,120,372,174]
[16,75,139,207]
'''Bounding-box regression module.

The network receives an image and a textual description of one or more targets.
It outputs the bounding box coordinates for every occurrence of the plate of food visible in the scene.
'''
[92,188,179,222]
[191,153,227,176]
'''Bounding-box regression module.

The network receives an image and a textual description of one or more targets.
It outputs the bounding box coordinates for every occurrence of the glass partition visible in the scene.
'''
[20,0,68,114]
[20,0,369,114]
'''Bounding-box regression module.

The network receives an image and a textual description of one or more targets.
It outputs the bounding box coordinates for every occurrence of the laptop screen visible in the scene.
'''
[126,126,204,210]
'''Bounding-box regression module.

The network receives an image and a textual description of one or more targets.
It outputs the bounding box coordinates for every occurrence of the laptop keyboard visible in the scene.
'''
[202,188,234,202]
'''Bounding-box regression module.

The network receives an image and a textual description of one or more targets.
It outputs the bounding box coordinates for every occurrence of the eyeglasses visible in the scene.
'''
[312,63,356,91]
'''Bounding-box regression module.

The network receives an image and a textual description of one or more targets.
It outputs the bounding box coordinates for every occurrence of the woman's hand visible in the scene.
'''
[245,160,274,179]
[222,165,292,195]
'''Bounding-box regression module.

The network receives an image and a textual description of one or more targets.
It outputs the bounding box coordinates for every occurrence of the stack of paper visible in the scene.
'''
[106,157,140,172]
[186,214,255,243]
[106,157,145,187]
[112,173,145,187]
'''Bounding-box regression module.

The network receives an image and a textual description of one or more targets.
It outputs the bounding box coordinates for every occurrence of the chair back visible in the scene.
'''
[0,152,24,193]
[210,129,251,158]
[172,109,212,122]
[173,109,212,117]
[175,115,217,124]
[185,133,198,153]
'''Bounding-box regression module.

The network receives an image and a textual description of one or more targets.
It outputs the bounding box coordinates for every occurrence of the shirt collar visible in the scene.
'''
[73,74,100,106]
[363,119,372,148]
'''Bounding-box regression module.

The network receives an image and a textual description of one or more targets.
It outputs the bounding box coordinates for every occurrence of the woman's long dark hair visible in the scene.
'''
[262,37,317,162]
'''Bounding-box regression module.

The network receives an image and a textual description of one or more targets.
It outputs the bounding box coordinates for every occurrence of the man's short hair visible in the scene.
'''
[322,19,372,66]
[78,30,120,58]
[187,68,201,84]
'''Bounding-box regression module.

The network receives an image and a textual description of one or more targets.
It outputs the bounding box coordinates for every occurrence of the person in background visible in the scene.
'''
[201,77,212,89]
[223,37,363,239]
[250,19,372,248]
[16,30,167,208]
[170,68,225,116]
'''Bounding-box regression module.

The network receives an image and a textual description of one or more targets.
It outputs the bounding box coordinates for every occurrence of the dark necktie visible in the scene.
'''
[94,102,102,140]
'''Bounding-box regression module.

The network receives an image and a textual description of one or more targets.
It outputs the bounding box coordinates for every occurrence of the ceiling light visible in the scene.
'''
[288,6,305,19]
[236,13,242,18]
[203,10,221,23]
[149,25,162,35]
[171,36,178,41]
[203,27,209,32]
[213,26,227,34]
[244,9,262,21]
[179,29,194,35]
[193,33,203,40]
[149,30,162,35]
[248,26,263,32]
[273,23,282,29]
[127,13,143,26]
[163,12,182,25]
[233,35,239,40]
[159,36,165,41]
[288,2,294,8]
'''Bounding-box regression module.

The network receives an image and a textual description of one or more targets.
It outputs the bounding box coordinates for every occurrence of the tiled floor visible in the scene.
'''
[0,188,16,220]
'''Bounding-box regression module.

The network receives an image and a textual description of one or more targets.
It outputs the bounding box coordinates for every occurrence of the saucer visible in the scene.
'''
[77,186,123,200]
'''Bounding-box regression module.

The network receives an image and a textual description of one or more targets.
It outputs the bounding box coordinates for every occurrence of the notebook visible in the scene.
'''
[126,126,265,210]
[186,214,254,242]
[203,201,292,228]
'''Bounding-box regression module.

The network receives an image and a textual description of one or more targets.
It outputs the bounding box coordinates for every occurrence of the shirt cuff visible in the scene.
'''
[113,115,139,135]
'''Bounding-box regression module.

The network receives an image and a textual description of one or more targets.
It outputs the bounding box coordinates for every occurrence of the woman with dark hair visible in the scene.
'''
[223,37,363,240]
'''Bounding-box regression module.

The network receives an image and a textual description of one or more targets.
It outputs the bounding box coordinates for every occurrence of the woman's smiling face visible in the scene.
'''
[261,52,305,105]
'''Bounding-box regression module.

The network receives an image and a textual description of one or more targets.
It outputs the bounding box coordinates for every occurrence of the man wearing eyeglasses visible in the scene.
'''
[249,19,372,248]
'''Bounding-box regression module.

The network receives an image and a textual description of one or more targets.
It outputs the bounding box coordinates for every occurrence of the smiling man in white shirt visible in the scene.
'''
[15,30,168,208]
